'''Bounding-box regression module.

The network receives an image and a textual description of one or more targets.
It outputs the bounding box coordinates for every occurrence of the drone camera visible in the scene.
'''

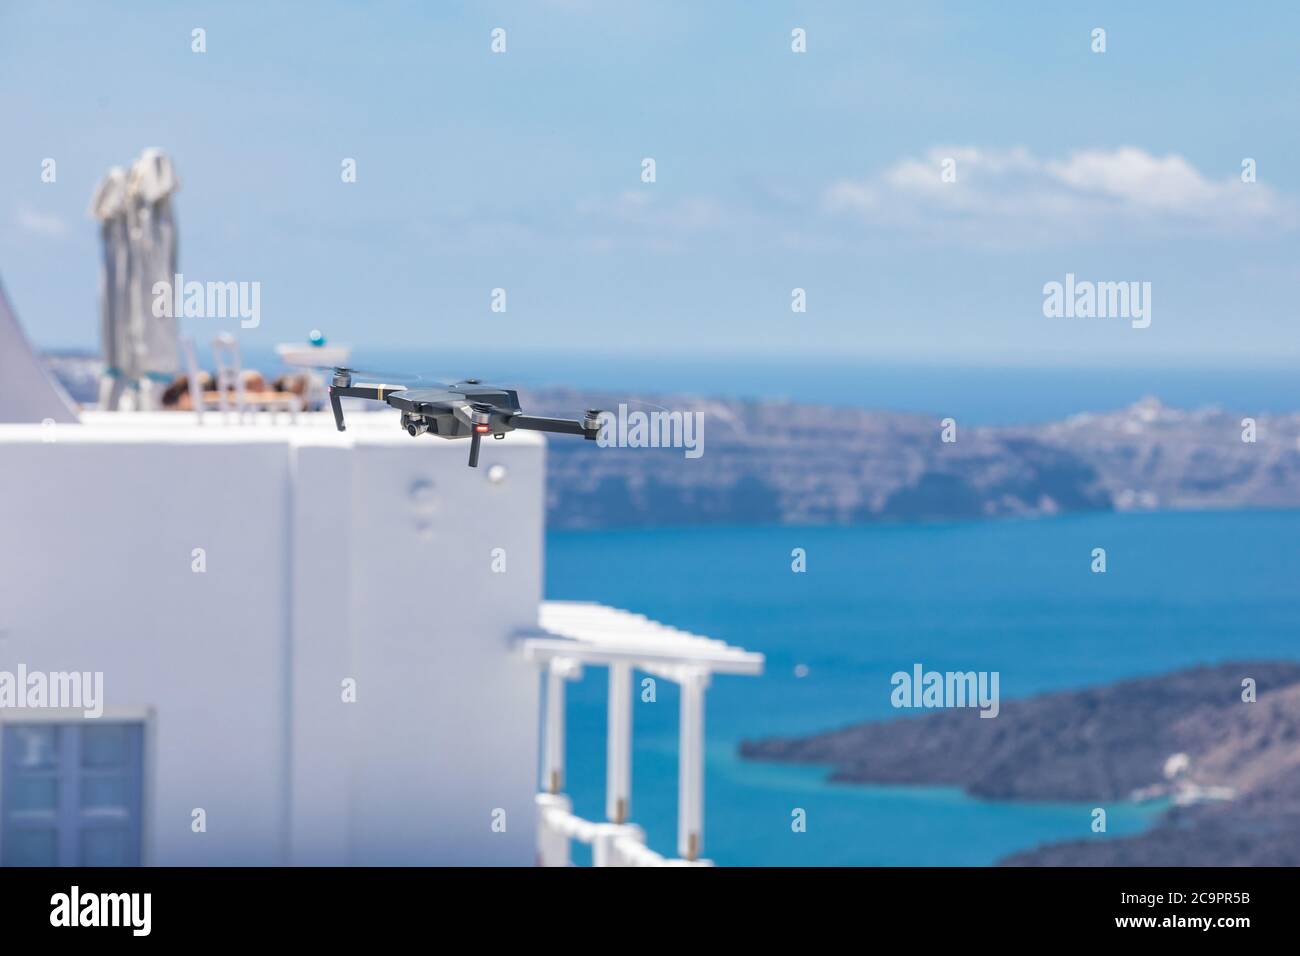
[401,413,429,437]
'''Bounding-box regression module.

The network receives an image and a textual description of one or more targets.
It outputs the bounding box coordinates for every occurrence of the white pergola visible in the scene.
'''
[522,601,763,866]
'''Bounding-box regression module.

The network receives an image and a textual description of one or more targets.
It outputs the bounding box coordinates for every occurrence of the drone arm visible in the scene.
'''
[507,414,598,440]
[329,389,346,431]
[327,384,399,433]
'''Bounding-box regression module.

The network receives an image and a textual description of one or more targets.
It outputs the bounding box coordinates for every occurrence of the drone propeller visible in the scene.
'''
[316,365,430,387]
[323,366,495,389]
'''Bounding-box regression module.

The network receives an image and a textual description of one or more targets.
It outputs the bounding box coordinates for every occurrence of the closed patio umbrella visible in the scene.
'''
[125,148,181,410]
[89,165,133,409]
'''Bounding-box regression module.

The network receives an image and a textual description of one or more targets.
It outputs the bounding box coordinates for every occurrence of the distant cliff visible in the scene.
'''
[740,662,1300,866]
[525,389,1300,529]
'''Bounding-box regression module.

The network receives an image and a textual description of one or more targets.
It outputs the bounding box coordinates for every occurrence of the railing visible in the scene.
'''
[524,602,763,867]
[184,333,304,425]
[536,794,697,867]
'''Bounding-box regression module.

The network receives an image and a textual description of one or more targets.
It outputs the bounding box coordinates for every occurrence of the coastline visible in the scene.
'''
[741,662,1300,865]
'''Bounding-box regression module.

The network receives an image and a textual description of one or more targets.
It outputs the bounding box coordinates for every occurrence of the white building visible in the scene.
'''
[0,290,761,867]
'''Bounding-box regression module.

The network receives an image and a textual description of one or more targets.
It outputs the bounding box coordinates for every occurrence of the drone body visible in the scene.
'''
[328,368,602,467]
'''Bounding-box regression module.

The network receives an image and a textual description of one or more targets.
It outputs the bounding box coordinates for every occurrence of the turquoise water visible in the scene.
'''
[545,510,1300,865]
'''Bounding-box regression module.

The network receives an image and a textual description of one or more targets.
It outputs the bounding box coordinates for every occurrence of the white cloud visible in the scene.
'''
[824,146,1292,246]
[573,191,733,253]
[419,147,1291,258]
[1046,148,1216,209]
[577,191,728,231]
[16,206,68,239]
[405,191,735,257]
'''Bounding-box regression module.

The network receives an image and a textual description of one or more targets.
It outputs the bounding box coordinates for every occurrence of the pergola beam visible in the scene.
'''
[520,636,762,676]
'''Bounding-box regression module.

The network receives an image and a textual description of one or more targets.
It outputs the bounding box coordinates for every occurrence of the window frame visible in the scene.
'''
[0,707,154,867]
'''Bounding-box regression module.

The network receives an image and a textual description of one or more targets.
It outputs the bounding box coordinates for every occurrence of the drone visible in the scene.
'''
[326,367,603,467]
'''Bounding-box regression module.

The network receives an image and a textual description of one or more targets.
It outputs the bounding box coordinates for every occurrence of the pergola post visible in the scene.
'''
[542,657,579,794]
[677,669,709,861]
[606,662,633,823]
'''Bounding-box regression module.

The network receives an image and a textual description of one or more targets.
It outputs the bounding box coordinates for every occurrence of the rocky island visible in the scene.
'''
[740,661,1300,865]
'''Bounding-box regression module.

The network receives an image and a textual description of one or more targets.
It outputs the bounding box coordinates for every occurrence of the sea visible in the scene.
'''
[545,509,1300,866]
[228,346,1299,425]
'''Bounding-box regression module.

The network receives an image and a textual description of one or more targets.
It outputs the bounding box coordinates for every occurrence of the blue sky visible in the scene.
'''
[2,0,1298,365]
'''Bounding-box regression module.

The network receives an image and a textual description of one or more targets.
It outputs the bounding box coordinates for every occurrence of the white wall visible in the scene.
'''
[0,414,545,865]
[0,277,78,424]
